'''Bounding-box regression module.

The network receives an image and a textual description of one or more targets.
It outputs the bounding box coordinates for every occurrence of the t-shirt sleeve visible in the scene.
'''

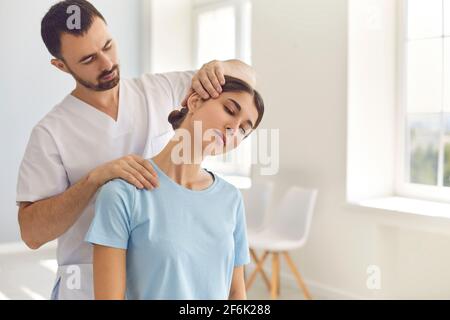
[16,125,69,205]
[233,193,251,266]
[85,180,135,250]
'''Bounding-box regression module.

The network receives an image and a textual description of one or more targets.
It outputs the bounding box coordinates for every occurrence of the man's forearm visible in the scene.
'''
[18,172,101,249]
[222,59,256,88]
[18,153,159,250]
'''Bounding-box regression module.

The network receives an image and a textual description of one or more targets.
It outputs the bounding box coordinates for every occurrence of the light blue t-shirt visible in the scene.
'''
[85,159,250,300]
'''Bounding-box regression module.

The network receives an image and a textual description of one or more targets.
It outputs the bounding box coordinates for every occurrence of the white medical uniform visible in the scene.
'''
[16,71,195,299]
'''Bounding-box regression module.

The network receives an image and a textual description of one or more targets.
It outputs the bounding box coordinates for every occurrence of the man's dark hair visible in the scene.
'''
[41,0,106,59]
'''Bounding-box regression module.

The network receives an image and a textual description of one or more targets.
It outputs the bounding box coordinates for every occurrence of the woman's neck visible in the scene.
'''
[152,138,212,190]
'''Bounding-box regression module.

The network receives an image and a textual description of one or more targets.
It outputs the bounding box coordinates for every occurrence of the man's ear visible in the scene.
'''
[51,58,70,74]
[186,92,203,114]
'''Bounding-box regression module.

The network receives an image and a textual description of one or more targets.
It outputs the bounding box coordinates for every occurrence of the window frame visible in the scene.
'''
[396,0,450,203]
[192,0,251,67]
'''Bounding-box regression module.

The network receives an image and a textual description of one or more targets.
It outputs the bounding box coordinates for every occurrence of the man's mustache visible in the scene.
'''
[98,65,119,81]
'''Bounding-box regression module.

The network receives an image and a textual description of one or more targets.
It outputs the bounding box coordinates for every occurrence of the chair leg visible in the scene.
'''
[270,252,280,299]
[250,249,272,290]
[246,250,271,290]
[277,260,281,296]
[282,252,312,300]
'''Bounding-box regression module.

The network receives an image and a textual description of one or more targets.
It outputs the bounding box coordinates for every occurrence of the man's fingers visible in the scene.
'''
[192,79,210,99]
[130,155,159,188]
[130,160,159,188]
[199,74,219,98]
[214,67,226,86]
[119,171,144,189]
[206,69,222,93]
[123,165,152,190]
[135,157,158,178]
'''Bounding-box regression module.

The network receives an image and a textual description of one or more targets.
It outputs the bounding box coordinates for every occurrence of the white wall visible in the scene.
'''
[252,0,450,299]
[0,0,143,243]
[347,0,397,203]
[149,0,194,73]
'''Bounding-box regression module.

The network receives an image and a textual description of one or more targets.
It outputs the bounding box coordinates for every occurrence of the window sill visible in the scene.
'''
[353,197,450,219]
[345,196,450,234]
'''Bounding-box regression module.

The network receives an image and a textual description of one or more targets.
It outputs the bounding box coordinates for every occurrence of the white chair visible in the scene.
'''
[246,186,318,300]
[242,180,274,291]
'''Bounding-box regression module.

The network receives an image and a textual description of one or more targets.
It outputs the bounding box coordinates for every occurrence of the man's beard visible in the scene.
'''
[69,65,120,92]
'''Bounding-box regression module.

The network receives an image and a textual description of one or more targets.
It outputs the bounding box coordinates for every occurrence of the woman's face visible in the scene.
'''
[185,90,259,156]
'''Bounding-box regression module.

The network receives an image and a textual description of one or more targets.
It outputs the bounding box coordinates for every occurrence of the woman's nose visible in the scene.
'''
[225,126,238,137]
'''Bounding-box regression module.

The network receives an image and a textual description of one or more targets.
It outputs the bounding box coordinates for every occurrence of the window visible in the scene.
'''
[193,0,253,188]
[398,0,450,201]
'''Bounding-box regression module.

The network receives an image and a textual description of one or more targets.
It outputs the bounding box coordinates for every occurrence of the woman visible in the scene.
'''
[85,75,264,299]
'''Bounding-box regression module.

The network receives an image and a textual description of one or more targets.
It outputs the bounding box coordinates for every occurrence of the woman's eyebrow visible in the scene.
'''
[228,98,254,128]
[228,98,241,111]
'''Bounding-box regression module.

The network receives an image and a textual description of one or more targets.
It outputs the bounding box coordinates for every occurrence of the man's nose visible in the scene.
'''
[98,52,114,72]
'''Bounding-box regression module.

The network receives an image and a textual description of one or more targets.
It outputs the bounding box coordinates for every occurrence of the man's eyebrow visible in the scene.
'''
[78,39,112,63]
[103,39,112,49]
[228,98,254,128]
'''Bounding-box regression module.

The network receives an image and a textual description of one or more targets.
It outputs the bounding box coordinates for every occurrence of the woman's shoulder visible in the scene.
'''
[210,173,243,200]
[98,178,138,200]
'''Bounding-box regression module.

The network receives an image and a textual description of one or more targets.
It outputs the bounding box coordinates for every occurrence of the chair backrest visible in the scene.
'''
[270,186,318,243]
[242,180,274,232]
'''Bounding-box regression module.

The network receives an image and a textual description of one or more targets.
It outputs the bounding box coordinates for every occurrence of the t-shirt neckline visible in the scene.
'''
[65,80,133,137]
[148,158,219,195]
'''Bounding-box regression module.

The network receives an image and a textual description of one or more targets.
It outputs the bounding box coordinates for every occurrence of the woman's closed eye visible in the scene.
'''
[223,105,248,136]
[223,105,234,115]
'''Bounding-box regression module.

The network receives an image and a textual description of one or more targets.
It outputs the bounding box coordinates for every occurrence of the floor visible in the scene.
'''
[0,246,308,300]
[0,247,57,300]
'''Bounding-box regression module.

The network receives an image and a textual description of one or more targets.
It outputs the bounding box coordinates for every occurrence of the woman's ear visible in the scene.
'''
[186,92,203,114]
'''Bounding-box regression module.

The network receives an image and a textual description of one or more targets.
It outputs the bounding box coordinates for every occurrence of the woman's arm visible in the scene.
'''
[93,244,127,300]
[228,266,247,300]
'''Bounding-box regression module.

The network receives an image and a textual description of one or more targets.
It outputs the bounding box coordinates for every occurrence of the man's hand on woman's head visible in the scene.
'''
[181,59,256,107]
[181,60,226,106]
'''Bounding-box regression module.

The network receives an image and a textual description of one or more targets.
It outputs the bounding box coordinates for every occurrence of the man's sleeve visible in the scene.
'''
[16,125,69,205]
[157,70,196,107]
[85,179,134,250]
[141,70,195,110]
[233,193,251,267]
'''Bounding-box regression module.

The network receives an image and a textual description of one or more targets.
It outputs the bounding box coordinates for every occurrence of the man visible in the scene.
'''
[16,0,255,300]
